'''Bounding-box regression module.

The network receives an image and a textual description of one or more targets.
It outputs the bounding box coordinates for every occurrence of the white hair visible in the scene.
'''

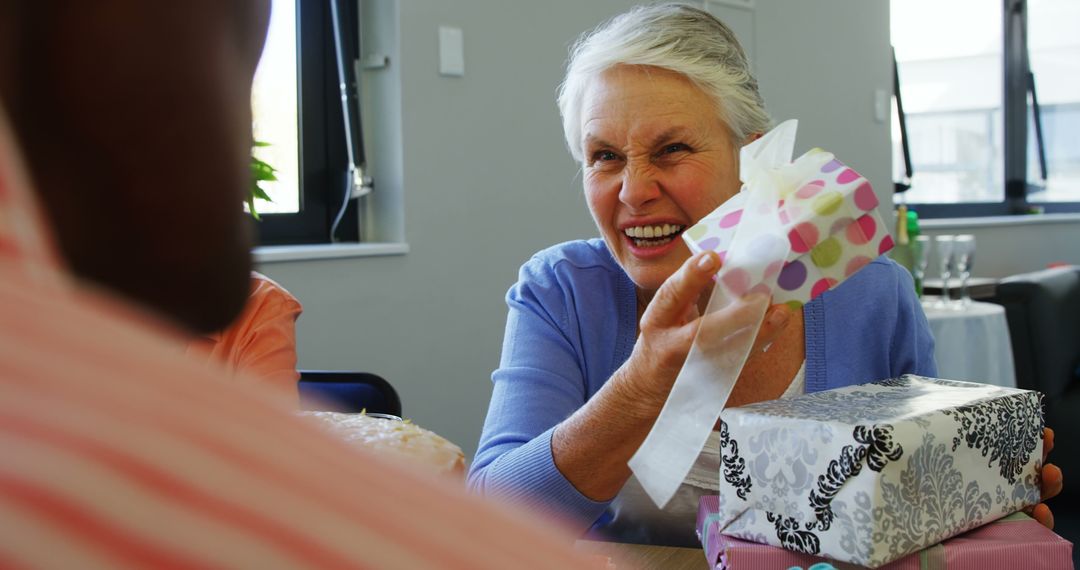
[556,2,772,162]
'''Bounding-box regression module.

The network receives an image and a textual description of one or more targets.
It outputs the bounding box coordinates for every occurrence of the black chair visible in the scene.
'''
[297,370,401,416]
[988,266,1080,507]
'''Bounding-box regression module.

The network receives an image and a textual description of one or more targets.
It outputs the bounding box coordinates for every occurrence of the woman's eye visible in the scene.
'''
[591,150,619,164]
[661,143,689,155]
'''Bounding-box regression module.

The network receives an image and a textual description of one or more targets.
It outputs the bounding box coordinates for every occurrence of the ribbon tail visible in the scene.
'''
[628,287,768,507]
[630,167,791,508]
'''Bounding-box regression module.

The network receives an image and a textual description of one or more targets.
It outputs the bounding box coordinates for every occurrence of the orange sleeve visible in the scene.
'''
[189,272,302,403]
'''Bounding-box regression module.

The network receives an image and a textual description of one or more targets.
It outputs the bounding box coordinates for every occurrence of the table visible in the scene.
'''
[575,540,708,569]
[921,300,1017,388]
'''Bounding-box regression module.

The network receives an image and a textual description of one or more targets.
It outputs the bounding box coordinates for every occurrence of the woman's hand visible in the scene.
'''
[551,250,792,501]
[620,251,792,409]
[1029,427,1062,529]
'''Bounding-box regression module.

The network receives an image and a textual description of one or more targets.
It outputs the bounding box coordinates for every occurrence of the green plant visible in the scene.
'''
[249,141,277,220]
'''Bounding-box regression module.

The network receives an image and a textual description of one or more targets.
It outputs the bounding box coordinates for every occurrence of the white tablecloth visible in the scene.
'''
[921,300,1017,388]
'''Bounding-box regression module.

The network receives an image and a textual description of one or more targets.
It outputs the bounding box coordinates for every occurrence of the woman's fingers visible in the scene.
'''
[1042,463,1063,502]
[1031,461,1061,531]
[689,292,768,352]
[639,251,793,376]
[1016,429,1061,530]
[1031,503,1055,530]
[643,251,721,329]
[645,251,793,350]
[754,305,792,353]
[1039,430,1059,502]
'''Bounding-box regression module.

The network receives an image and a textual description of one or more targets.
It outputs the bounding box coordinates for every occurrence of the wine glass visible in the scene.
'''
[954,235,976,308]
[933,235,956,309]
[913,235,931,298]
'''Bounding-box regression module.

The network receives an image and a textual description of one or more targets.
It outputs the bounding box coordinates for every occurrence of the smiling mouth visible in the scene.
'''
[623,223,686,248]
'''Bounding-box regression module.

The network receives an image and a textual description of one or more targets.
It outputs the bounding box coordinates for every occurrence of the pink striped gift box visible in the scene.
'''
[698,496,1073,570]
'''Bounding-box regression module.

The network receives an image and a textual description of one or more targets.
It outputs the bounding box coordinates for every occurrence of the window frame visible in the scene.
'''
[255,0,359,245]
[899,0,1080,218]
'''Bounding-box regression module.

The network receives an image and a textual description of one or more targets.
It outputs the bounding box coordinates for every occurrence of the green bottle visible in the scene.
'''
[907,209,924,297]
[890,205,915,274]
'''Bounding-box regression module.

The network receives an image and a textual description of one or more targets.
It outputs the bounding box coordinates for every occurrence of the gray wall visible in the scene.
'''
[752,0,894,224]
[257,0,915,459]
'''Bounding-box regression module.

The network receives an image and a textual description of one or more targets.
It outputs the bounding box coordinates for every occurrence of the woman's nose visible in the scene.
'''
[618,166,661,209]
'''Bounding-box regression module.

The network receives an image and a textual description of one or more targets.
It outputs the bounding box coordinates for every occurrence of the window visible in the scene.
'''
[250,0,361,244]
[892,0,1080,216]
[1026,0,1080,204]
[252,0,299,215]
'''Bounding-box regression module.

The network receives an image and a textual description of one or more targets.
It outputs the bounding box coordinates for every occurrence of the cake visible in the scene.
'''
[300,411,465,478]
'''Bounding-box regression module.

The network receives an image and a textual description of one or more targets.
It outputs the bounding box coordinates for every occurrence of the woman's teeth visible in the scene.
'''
[623,224,685,247]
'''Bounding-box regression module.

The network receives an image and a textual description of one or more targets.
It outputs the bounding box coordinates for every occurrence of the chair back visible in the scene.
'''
[297,370,401,416]
[990,266,1080,398]
[990,266,1080,508]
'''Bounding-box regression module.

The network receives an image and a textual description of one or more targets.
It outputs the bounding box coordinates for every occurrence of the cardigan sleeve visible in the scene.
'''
[467,255,610,528]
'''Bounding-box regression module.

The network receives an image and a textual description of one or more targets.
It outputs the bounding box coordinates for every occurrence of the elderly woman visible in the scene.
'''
[468,3,1060,546]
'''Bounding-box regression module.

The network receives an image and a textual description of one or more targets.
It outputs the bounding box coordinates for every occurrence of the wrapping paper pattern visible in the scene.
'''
[629,120,891,509]
[683,146,893,307]
[698,497,1073,570]
[711,376,1045,568]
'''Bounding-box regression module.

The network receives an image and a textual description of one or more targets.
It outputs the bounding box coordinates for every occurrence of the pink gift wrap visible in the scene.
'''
[698,496,1073,570]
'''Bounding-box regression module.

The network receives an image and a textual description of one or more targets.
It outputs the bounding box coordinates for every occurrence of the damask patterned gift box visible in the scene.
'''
[711,375,1045,568]
[698,497,1073,569]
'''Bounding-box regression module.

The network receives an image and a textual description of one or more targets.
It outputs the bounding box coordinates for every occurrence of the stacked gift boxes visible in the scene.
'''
[706,375,1052,568]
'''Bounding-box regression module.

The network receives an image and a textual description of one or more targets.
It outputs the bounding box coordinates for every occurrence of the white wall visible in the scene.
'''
[257,0,900,459]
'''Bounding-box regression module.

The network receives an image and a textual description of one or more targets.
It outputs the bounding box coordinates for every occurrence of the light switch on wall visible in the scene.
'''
[874,88,889,124]
[439,26,464,77]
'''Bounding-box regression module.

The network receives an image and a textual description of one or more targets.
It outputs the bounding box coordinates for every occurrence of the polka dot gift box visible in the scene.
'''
[684,141,892,309]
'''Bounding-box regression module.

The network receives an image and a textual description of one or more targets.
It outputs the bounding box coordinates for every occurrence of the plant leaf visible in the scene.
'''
[248,140,278,220]
[251,182,274,202]
[246,195,261,220]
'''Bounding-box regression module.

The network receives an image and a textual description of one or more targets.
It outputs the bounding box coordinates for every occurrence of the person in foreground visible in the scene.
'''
[0,2,593,567]
[468,3,1061,546]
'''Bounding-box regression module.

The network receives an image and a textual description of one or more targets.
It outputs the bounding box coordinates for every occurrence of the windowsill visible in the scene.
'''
[920,212,1080,230]
[253,242,409,263]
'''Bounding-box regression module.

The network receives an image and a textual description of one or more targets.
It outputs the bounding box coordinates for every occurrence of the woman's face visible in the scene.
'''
[580,65,743,295]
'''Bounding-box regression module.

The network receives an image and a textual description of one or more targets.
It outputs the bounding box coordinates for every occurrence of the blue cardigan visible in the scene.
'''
[469,239,936,530]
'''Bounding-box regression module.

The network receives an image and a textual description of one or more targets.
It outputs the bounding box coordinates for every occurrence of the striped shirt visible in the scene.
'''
[0,108,593,569]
